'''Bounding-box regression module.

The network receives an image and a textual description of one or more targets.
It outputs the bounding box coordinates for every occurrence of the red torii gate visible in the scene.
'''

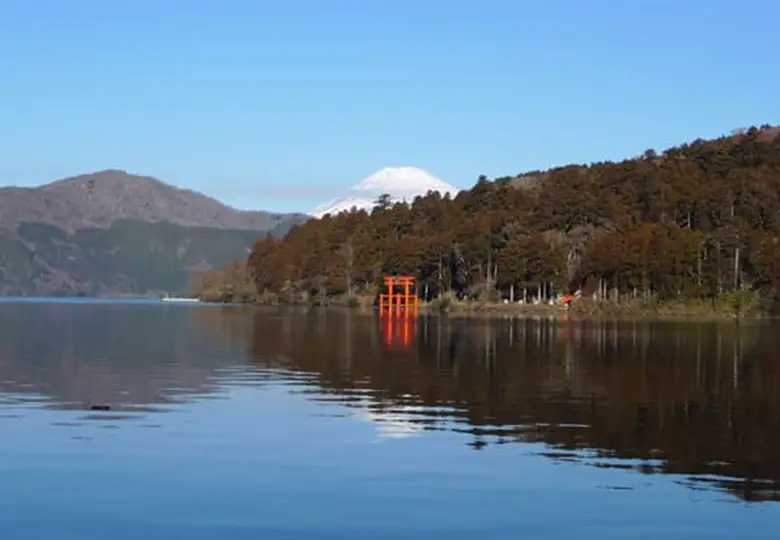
[378,275,418,316]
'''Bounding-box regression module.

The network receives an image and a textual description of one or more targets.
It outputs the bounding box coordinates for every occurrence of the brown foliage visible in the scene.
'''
[190,259,258,303]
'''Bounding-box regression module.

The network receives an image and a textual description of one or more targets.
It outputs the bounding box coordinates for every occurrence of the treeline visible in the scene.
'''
[190,259,257,303]
[246,125,780,305]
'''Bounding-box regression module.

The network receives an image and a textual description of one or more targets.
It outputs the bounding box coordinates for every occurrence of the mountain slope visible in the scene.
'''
[0,169,308,232]
[0,169,309,296]
[0,219,267,296]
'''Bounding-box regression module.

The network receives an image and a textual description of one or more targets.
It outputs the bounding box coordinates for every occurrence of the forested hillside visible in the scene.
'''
[0,219,264,296]
[246,126,780,305]
[0,169,306,296]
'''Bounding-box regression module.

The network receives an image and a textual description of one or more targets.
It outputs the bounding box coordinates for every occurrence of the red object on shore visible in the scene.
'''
[378,275,418,316]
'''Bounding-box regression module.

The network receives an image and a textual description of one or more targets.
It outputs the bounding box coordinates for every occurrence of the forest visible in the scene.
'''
[206,126,780,309]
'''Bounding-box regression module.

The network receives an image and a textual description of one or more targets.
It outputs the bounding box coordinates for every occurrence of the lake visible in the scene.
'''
[1,300,779,539]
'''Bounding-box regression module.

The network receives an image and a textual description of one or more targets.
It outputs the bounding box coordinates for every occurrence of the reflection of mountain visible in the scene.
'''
[358,403,428,441]
[0,301,250,409]
[246,311,780,503]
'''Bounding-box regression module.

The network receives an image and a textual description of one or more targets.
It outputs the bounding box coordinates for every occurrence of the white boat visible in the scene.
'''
[160,294,201,303]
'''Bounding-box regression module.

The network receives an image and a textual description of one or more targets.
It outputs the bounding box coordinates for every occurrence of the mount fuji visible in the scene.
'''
[310,166,458,218]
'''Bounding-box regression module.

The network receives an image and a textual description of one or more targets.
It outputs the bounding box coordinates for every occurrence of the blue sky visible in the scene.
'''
[2,0,778,213]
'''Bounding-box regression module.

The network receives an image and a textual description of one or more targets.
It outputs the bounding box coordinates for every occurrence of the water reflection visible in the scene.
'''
[0,302,252,417]
[2,301,780,505]
[246,310,780,503]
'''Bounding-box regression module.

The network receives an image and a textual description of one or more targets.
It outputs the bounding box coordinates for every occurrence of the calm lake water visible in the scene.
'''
[1,300,779,539]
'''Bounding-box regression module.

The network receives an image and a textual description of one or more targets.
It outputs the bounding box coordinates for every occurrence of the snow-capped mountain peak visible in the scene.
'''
[310,166,458,218]
[353,166,454,194]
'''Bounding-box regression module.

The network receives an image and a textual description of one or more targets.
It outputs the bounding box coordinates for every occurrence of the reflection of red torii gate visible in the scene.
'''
[381,315,415,348]
[378,275,418,316]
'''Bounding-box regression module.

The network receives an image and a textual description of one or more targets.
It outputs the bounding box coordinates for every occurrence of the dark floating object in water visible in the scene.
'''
[87,402,111,411]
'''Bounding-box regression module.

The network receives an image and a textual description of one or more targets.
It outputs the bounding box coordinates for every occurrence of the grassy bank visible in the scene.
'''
[421,291,770,320]
[197,283,773,320]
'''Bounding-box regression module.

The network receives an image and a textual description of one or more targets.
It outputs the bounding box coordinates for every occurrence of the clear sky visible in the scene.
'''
[2,0,778,213]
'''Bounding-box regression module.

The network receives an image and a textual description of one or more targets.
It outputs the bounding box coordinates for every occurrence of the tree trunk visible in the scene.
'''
[716,240,723,294]
[343,240,354,295]
[697,246,703,287]
[437,255,443,298]
[486,252,492,291]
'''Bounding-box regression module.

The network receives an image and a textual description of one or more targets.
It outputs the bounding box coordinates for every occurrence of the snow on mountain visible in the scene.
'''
[310,166,458,218]
[310,196,377,218]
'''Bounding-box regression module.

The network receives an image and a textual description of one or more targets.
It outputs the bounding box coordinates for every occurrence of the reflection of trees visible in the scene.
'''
[0,303,245,408]
[248,312,780,502]
[5,302,778,502]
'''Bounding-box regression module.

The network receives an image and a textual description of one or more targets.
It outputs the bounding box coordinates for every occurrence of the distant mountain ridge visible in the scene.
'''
[0,169,308,296]
[0,169,308,232]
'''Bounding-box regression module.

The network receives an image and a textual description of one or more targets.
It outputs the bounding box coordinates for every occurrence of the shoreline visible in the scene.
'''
[197,293,774,322]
